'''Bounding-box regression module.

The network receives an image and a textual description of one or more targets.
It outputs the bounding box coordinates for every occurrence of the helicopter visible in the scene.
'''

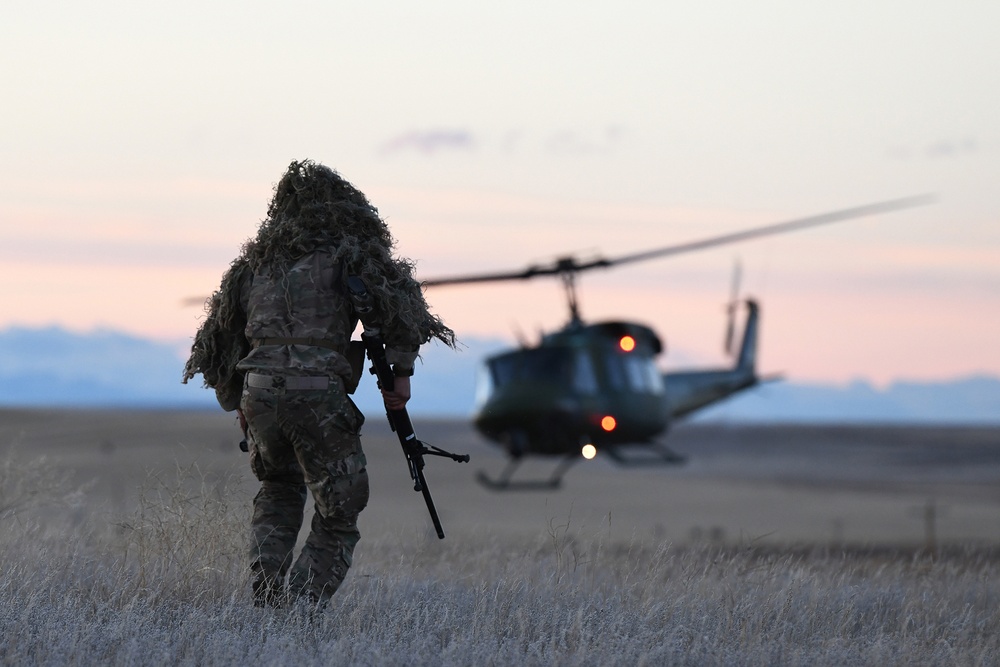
[421,196,931,490]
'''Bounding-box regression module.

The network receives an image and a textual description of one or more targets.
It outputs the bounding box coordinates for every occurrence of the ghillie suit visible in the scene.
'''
[183,159,454,404]
[182,160,454,605]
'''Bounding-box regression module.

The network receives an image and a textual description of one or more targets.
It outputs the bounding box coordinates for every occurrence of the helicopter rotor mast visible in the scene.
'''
[559,263,583,325]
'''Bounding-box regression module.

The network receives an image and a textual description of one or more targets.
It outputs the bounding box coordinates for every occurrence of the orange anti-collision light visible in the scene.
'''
[601,415,617,432]
[619,335,636,352]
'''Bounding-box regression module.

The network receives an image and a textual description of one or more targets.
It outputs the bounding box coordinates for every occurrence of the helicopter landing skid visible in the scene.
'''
[604,442,687,466]
[476,454,578,492]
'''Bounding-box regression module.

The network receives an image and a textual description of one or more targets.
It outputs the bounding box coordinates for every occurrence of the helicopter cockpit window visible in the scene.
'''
[604,354,627,391]
[624,356,648,392]
[474,363,495,407]
[572,350,598,395]
[643,359,665,394]
[629,356,665,394]
[488,348,573,388]
[605,354,664,395]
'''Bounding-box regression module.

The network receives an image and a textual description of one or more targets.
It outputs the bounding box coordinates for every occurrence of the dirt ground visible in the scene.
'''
[2,408,998,548]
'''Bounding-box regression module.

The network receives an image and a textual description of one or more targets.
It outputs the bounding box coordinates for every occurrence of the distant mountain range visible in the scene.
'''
[0,325,997,424]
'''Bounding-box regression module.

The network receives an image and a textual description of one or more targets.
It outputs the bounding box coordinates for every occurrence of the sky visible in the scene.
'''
[2,1,998,388]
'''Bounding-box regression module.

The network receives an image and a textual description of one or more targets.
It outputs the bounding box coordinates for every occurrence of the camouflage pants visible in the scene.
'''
[241,373,369,604]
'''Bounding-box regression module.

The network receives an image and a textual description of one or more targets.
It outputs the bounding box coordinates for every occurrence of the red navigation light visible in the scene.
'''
[619,335,636,352]
[600,415,617,432]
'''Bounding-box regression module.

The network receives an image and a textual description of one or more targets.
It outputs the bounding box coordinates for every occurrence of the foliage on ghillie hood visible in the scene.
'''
[183,160,455,387]
[182,259,252,388]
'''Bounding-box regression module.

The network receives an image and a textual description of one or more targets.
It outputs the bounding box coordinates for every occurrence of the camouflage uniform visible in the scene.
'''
[184,160,451,607]
[217,250,420,605]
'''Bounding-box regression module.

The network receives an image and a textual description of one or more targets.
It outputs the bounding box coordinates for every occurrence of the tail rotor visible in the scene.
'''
[724,258,742,357]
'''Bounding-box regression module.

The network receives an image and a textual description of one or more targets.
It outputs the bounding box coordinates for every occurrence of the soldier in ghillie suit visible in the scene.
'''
[183,160,454,606]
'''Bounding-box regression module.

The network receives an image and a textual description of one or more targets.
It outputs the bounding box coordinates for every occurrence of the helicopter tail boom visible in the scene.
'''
[662,299,761,420]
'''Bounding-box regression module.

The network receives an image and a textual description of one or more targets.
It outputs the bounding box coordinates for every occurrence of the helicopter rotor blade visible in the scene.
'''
[602,195,933,269]
[420,195,933,287]
[181,296,209,308]
[421,256,605,287]
[422,266,554,287]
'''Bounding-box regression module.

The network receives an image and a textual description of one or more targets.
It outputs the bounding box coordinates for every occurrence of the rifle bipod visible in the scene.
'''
[395,430,470,495]
[388,420,470,538]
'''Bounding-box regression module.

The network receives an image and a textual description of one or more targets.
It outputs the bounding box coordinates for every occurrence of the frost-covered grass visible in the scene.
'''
[1,452,998,666]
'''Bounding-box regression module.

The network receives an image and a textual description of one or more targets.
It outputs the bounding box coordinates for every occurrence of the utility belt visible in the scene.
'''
[248,337,367,394]
[246,372,331,392]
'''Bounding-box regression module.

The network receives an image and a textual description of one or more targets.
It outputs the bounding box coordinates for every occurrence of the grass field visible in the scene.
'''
[1,409,998,665]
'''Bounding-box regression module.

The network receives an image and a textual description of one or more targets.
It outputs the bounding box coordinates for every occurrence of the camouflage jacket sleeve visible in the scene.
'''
[374,281,425,377]
[380,312,422,376]
[384,341,420,376]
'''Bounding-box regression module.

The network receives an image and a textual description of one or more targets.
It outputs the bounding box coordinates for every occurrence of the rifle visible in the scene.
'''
[346,276,469,539]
